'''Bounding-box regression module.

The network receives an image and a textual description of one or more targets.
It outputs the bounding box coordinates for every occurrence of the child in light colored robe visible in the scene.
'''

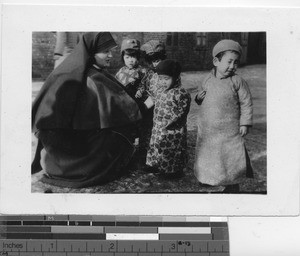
[194,39,253,193]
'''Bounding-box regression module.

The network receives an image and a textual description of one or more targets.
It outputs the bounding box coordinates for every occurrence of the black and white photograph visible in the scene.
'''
[31,31,267,194]
[0,5,298,216]
[1,3,300,255]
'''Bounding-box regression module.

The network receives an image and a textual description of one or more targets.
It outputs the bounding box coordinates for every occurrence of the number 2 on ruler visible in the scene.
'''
[109,243,115,250]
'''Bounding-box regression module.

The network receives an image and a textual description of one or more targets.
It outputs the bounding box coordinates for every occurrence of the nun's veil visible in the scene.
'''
[32,32,141,132]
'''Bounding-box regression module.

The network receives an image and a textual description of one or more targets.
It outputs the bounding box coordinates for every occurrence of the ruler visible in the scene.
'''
[0,215,229,256]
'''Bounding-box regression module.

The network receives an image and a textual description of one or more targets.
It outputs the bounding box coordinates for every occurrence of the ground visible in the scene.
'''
[31,64,266,193]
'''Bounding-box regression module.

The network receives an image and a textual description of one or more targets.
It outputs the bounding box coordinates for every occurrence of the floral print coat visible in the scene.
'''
[146,82,191,174]
[115,65,147,100]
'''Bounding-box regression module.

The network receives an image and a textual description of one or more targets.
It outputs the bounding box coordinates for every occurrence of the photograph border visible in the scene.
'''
[0,4,299,216]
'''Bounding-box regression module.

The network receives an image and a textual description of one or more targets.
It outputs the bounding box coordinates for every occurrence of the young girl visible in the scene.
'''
[115,38,146,101]
[140,40,167,97]
[146,59,191,178]
[138,40,168,169]
[194,39,253,193]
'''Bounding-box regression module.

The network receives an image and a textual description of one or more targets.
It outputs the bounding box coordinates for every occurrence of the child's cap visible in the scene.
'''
[121,39,140,52]
[156,59,181,79]
[141,40,165,55]
[212,39,242,57]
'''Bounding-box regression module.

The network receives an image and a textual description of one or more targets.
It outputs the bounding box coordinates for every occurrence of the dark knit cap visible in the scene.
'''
[93,32,117,53]
[156,59,181,79]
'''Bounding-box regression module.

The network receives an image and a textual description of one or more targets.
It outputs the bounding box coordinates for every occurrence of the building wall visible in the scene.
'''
[32,32,56,79]
[165,32,249,71]
[32,32,266,79]
[247,32,266,64]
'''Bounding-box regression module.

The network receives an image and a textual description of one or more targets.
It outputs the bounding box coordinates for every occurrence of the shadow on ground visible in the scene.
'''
[32,64,267,194]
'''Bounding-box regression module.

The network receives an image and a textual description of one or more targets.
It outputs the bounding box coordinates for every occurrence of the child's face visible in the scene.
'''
[124,54,138,69]
[213,51,240,78]
[94,50,113,67]
[158,74,173,90]
[152,59,161,68]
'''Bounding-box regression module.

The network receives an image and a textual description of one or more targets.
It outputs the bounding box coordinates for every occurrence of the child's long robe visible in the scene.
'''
[146,84,191,174]
[194,71,253,186]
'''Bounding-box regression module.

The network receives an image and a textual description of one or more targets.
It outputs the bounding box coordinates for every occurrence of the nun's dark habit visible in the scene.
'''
[32,32,142,188]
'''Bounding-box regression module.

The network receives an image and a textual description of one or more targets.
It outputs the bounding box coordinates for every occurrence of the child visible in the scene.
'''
[146,59,191,178]
[141,40,167,95]
[115,38,147,101]
[194,39,253,193]
[140,40,167,97]
[138,40,168,169]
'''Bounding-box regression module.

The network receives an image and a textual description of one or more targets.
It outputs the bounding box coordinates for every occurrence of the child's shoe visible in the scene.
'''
[160,171,184,180]
[199,182,215,188]
[222,184,240,193]
[142,165,159,174]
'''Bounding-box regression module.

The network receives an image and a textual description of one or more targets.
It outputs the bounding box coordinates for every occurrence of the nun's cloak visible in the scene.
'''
[32,32,142,188]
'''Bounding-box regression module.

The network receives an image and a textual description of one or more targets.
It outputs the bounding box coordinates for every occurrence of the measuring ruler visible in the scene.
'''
[0,215,229,256]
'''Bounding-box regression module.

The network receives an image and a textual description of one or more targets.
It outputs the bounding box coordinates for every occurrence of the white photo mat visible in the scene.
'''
[0,5,299,216]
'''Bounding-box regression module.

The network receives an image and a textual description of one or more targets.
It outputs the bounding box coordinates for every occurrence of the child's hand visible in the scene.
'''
[135,90,142,98]
[240,126,249,137]
[195,90,206,105]
[144,96,154,109]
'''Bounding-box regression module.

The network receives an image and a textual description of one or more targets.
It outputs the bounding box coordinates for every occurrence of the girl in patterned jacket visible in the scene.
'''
[138,40,167,169]
[146,60,191,179]
[115,38,147,102]
[115,39,148,146]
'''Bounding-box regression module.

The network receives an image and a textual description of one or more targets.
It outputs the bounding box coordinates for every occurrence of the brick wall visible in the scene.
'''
[32,32,56,79]
[32,32,148,79]
[143,32,167,42]
[32,32,265,80]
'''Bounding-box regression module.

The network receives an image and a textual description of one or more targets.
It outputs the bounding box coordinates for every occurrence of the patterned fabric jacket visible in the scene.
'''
[146,81,191,174]
[140,68,159,99]
[115,65,147,99]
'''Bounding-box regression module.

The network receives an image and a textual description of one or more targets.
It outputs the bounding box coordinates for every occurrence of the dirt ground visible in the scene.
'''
[31,64,266,193]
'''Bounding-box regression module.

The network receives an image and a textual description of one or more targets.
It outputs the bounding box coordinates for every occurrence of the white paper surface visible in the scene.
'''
[0,4,299,216]
[229,215,300,256]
